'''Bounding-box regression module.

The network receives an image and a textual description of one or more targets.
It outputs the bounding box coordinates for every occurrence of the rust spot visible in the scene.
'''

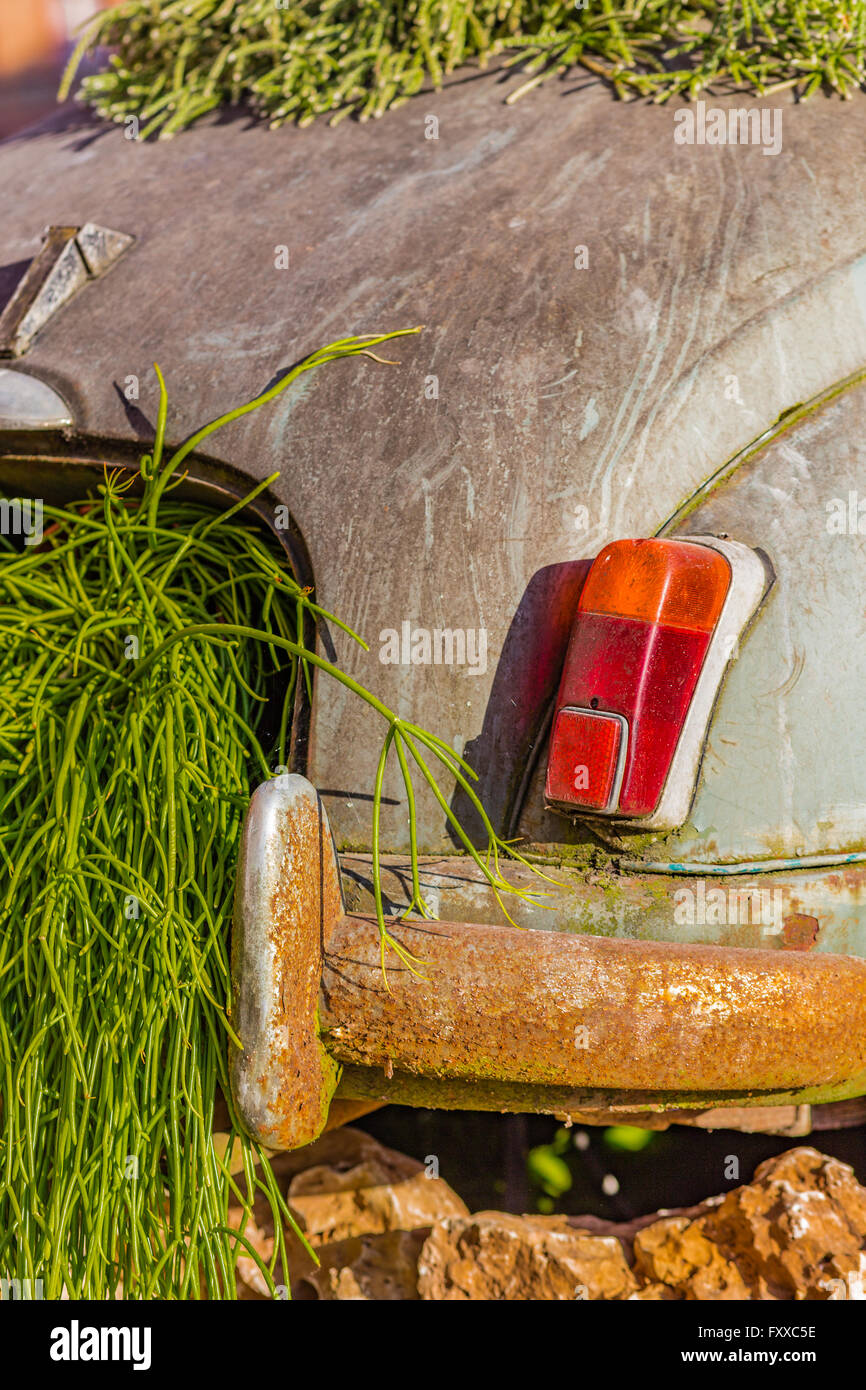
[230,779,342,1152]
[781,914,820,951]
[262,793,343,1147]
[321,913,866,1095]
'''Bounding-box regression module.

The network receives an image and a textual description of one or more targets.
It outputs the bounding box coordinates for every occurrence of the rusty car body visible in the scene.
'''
[3,76,866,1138]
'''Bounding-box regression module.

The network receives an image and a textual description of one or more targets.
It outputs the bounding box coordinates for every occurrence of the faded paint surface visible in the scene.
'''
[341,852,866,959]
[3,88,866,854]
[664,379,866,865]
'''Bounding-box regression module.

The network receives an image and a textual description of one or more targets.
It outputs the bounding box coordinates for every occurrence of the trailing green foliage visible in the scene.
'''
[60,1,866,139]
[0,330,542,1297]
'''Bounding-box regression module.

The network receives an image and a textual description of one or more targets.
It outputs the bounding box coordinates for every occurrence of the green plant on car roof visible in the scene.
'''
[60,0,866,140]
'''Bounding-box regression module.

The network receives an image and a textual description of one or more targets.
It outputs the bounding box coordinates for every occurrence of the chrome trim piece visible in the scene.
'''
[0,368,73,429]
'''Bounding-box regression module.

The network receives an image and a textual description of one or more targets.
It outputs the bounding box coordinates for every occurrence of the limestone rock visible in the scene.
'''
[417,1212,639,1301]
[228,1126,467,1298]
[632,1147,866,1300]
[632,1213,753,1300]
[293,1230,427,1300]
[702,1147,866,1300]
[230,1137,866,1301]
[287,1139,467,1247]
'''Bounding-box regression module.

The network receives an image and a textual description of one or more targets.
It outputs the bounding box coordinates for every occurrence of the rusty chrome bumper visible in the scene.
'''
[230,776,866,1152]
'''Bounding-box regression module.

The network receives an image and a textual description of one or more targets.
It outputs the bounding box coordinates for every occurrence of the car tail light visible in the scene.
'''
[544,708,627,811]
[545,536,769,830]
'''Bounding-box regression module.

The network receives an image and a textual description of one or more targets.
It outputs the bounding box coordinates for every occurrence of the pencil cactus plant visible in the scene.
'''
[0,330,543,1298]
[60,1,866,140]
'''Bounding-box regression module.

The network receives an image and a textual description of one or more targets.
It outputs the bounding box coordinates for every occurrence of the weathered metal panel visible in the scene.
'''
[658,378,866,865]
[342,851,866,959]
[2,89,866,853]
[322,912,866,1093]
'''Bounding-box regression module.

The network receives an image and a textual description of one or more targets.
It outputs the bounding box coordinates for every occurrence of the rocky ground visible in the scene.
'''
[226,1127,866,1300]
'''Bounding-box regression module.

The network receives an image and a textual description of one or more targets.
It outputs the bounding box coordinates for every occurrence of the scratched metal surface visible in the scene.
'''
[342,851,866,963]
[666,381,866,866]
[520,381,866,872]
[2,83,866,854]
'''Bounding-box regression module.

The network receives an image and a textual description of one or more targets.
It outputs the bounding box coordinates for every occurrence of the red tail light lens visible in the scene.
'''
[545,537,768,828]
[544,708,625,811]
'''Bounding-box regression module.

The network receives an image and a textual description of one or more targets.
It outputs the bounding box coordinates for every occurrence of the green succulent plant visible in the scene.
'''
[59,2,866,140]
[0,330,544,1298]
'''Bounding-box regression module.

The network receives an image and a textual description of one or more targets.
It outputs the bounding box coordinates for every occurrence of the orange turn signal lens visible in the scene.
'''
[578,538,730,633]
